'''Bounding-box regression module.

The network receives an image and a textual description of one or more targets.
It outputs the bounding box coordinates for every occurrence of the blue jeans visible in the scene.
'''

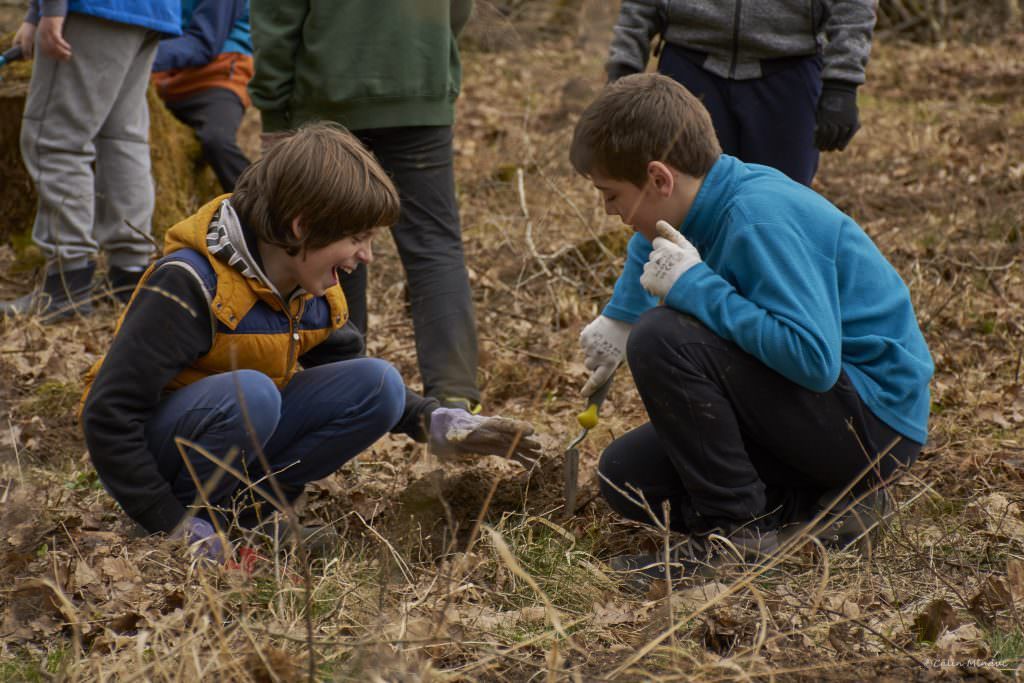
[145,358,405,513]
[659,44,823,186]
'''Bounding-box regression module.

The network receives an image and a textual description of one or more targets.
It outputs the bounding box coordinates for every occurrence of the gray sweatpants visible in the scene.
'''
[20,13,158,273]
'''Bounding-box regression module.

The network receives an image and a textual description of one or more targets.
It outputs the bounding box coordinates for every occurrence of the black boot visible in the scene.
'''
[0,263,96,322]
[809,488,892,549]
[439,396,482,414]
[107,266,145,304]
[242,513,341,560]
[234,486,340,559]
[609,527,781,592]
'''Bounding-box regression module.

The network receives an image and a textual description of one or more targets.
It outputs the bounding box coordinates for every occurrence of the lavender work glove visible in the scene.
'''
[429,407,542,466]
[170,516,225,563]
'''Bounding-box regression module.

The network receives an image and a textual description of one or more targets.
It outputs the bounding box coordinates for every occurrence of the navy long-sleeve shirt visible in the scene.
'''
[152,0,246,72]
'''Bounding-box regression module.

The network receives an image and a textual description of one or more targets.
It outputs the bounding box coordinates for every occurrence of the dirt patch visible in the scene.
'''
[354,452,575,558]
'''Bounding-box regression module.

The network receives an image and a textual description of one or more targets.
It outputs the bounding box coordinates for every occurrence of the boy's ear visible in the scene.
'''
[646,161,676,197]
[290,217,305,240]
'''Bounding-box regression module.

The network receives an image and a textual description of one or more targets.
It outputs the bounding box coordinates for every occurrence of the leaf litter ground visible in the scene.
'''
[1,12,1024,683]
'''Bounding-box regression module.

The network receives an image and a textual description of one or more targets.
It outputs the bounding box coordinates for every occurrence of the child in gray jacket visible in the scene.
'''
[606,0,876,185]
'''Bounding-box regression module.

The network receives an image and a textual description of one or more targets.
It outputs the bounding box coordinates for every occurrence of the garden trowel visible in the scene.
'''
[562,374,614,521]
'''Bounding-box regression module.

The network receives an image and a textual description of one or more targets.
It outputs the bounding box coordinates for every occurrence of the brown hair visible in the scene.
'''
[231,122,400,255]
[569,73,721,186]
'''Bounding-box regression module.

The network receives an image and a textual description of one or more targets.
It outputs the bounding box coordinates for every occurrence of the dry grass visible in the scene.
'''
[2,4,1024,681]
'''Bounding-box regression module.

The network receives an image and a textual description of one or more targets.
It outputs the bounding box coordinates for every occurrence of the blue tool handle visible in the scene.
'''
[589,373,614,409]
[1,45,24,68]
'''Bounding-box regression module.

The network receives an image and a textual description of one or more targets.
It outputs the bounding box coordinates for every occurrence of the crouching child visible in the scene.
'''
[79,122,540,562]
[570,74,933,586]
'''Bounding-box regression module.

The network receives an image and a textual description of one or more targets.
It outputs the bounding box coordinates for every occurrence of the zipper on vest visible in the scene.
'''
[285,298,306,377]
[729,0,743,79]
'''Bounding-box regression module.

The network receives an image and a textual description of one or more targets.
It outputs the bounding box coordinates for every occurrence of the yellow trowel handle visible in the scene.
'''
[577,374,615,430]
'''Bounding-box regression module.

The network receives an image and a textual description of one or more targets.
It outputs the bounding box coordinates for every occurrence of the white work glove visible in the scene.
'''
[640,220,702,299]
[579,315,632,396]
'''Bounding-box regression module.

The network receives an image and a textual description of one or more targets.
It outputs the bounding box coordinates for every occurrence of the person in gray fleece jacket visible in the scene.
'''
[606,1,876,185]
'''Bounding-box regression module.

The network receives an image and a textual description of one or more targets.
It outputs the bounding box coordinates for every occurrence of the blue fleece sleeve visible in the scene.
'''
[665,223,842,392]
[152,0,243,72]
[602,232,659,323]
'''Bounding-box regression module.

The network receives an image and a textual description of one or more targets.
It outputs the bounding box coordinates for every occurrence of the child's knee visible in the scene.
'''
[626,309,714,372]
[362,358,406,430]
[231,370,282,441]
[196,124,234,153]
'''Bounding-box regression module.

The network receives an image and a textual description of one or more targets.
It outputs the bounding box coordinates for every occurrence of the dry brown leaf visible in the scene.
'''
[591,601,649,627]
[107,611,144,634]
[976,492,1024,540]
[968,575,1013,623]
[452,604,547,632]
[913,599,959,643]
[935,623,988,659]
[670,581,729,614]
[100,556,141,584]
[73,560,102,595]
[1007,558,1024,604]
[980,407,1013,430]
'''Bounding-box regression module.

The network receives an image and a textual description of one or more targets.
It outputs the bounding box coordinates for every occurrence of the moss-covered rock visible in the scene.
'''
[146,86,221,239]
[0,58,35,250]
[0,54,220,257]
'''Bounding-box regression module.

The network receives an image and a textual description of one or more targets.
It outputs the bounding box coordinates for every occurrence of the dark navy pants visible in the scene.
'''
[658,44,822,186]
[339,125,480,405]
[598,308,921,534]
[164,87,250,192]
[145,359,405,514]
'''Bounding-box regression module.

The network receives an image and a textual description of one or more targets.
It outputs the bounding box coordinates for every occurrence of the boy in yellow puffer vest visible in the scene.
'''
[80,122,540,561]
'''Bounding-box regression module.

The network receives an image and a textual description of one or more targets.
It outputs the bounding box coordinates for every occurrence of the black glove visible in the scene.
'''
[814,80,861,152]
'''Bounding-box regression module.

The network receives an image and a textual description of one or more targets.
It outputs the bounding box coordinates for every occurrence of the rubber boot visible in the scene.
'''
[0,263,96,322]
[610,527,781,591]
[108,266,146,304]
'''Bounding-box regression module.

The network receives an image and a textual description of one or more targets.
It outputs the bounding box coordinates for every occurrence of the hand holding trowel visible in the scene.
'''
[569,309,631,521]
[562,372,615,521]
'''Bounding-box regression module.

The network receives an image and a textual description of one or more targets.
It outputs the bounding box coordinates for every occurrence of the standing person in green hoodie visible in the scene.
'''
[248,0,481,413]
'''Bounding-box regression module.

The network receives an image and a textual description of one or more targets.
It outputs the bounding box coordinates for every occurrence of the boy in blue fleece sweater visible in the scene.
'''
[571,74,932,582]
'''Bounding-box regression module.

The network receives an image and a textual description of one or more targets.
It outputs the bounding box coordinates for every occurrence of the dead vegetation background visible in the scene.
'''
[1,1,1024,680]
